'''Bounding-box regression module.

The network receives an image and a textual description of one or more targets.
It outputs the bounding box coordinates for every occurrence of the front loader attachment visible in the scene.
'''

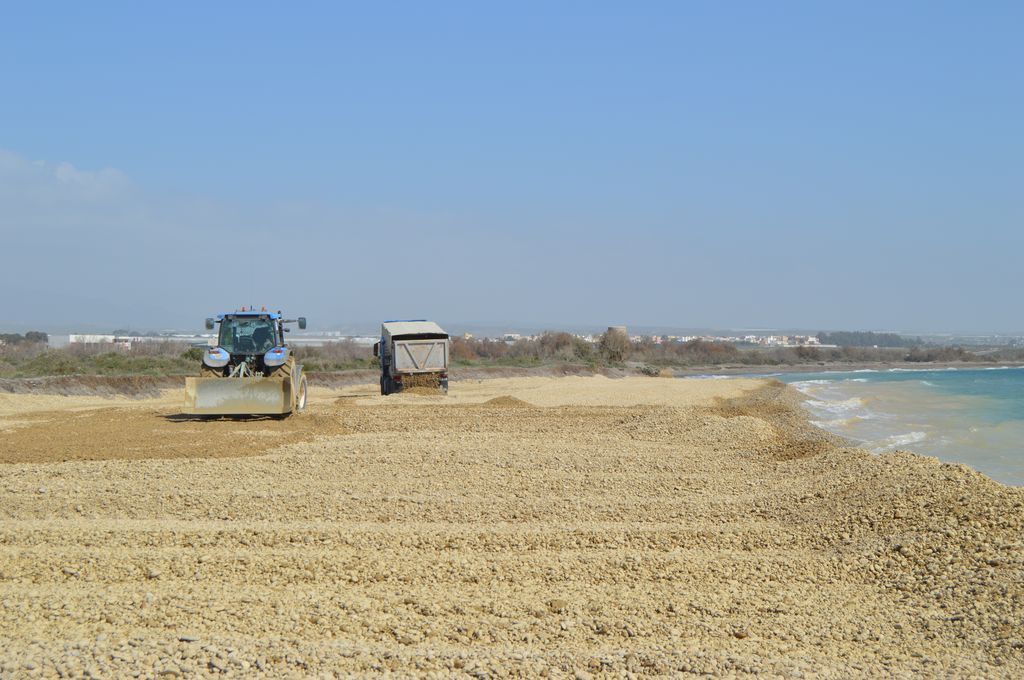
[184,377,292,416]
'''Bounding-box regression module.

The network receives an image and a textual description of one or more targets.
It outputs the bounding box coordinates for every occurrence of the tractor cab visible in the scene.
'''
[217,314,282,356]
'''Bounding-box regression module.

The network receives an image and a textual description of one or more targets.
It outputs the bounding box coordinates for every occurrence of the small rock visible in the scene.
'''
[178,635,198,643]
[548,598,569,613]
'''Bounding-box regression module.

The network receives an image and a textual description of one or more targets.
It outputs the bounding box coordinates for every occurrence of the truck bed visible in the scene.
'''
[392,338,448,373]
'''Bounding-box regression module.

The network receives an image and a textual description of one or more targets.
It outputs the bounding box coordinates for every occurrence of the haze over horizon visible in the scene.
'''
[2,3,1021,334]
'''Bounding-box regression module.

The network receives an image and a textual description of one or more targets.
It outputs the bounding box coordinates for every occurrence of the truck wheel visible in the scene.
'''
[295,375,308,412]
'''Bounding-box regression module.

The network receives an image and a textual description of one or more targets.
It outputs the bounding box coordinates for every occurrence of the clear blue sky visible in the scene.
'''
[1,2,1021,333]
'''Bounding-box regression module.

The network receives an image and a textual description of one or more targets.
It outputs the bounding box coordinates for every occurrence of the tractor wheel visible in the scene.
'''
[271,357,295,379]
[295,374,308,412]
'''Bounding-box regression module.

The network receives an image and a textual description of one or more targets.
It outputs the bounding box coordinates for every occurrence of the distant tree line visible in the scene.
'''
[4,330,1024,380]
[816,331,922,348]
[0,331,48,345]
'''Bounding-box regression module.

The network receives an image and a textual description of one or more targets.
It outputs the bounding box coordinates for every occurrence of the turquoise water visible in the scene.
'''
[776,367,1024,486]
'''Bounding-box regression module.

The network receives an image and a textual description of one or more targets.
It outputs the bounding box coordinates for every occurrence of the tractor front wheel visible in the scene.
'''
[271,357,295,380]
[295,374,308,412]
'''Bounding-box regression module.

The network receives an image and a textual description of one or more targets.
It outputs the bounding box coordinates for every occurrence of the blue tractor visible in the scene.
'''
[184,308,309,416]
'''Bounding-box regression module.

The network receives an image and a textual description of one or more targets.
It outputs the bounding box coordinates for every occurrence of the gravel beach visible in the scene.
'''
[1,376,1022,677]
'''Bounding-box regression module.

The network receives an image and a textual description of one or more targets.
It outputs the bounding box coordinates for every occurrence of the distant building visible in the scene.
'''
[69,334,118,344]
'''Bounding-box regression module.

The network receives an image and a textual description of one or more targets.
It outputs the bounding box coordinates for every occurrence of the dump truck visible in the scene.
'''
[184,309,309,416]
[375,320,449,395]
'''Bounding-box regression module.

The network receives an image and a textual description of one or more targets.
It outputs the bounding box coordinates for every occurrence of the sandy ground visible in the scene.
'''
[0,376,1022,678]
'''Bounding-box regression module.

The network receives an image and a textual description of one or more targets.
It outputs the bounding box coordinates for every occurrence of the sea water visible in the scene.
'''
[777,367,1024,486]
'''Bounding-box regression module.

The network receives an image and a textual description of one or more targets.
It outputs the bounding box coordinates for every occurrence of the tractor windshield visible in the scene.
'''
[218,316,277,355]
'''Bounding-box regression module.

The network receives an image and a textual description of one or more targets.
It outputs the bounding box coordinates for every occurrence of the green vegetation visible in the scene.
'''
[291,343,376,372]
[450,332,597,368]
[2,331,1023,380]
[0,342,199,379]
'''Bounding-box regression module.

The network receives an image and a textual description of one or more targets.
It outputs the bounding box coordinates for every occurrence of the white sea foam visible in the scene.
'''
[810,416,864,429]
[885,367,957,373]
[804,397,866,415]
[872,431,927,450]
[792,379,834,387]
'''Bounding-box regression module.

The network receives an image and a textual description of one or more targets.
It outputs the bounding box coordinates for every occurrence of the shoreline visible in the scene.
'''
[782,368,1024,488]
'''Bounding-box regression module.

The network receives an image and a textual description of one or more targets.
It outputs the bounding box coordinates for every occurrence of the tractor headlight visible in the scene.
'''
[264,346,289,367]
[203,347,230,368]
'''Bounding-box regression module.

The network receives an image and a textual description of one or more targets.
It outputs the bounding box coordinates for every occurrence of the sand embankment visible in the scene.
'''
[0,376,1021,676]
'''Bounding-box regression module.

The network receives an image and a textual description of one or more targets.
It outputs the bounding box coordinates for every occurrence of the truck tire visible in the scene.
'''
[295,374,308,412]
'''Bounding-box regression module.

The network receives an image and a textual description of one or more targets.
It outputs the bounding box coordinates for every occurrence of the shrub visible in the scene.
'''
[450,337,479,362]
[905,346,974,363]
[600,330,631,363]
[20,352,83,376]
[794,346,821,361]
[292,341,374,371]
[572,337,595,362]
[181,347,204,361]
